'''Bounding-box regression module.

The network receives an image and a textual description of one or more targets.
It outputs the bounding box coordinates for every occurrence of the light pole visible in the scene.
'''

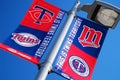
[36,0,80,80]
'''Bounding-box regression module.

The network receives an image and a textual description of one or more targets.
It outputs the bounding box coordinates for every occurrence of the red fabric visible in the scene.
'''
[0,43,39,64]
[62,44,97,80]
[21,0,60,32]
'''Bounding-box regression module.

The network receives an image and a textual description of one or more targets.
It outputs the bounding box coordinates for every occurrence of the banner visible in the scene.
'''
[0,0,65,64]
[53,17,108,80]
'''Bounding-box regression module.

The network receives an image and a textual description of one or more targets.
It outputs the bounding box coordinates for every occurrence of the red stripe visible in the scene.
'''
[62,44,97,80]
[0,43,39,64]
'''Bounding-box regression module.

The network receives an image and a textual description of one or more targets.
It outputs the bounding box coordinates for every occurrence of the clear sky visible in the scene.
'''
[0,0,120,80]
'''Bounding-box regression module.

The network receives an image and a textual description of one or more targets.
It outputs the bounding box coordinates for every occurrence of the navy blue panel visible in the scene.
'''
[3,25,47,57]
[73,17,108,58]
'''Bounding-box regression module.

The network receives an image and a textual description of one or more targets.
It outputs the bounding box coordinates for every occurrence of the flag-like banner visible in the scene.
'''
[53,17,108,80]
[0,0,65,64]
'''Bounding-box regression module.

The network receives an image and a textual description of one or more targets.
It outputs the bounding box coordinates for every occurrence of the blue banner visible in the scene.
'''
[53,17,108,80]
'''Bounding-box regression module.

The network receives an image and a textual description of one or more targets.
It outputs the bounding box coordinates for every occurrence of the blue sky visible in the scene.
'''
[0,0,120,80]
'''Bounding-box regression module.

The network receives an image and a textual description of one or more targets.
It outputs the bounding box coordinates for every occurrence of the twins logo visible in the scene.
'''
[11,33,41,47]
[29,5,54,24]
[69,56,89,77]
[78,25,103,48]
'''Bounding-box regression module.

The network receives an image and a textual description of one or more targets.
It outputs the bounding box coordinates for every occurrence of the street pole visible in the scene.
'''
[36,0,80,80]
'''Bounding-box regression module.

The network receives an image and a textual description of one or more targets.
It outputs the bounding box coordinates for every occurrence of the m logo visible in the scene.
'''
[29,5,54,24]
[78,25,103,48]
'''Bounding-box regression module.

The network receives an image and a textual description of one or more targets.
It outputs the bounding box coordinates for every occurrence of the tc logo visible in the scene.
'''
[69,56,89,77]
[73,59,86,73]
[78,25,103,48]
[29,5,54,24]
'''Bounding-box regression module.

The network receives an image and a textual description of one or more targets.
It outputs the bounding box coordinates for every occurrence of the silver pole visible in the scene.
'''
[36,0,80,80]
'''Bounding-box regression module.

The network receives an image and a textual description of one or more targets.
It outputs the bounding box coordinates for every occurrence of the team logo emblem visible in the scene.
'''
[29,5,54,24]
[69,56,89,77]
[78,25,103,48]
[11,33,40,47]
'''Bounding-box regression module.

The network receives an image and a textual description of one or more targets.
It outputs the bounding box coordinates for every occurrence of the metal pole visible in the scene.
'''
[36,0,80,80]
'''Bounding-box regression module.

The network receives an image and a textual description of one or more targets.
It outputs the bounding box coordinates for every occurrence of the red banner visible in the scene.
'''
[0,0,65,64]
